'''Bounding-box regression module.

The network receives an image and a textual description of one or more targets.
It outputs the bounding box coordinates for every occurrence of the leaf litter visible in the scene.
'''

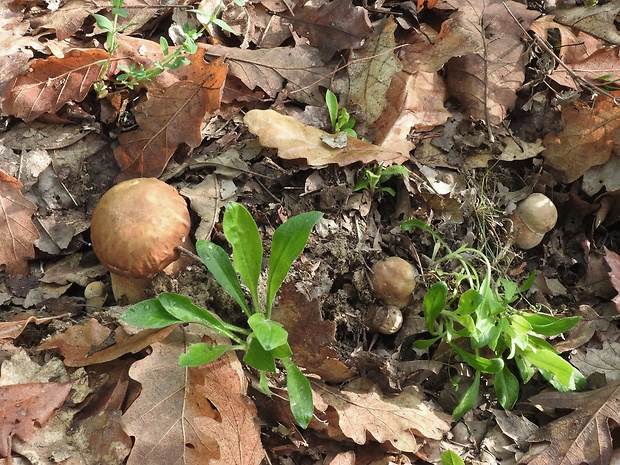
[2,0,620,464]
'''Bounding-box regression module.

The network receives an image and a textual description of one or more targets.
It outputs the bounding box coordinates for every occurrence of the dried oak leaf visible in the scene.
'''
[272,282,356,383]
[314,379,451,452]
[123,325,264,465]
[442,0,538,125]
[553,3,620,45]
[521,382,620,465]
[0,382,72,458]
[114,54,226,178]
[244,109,407,166]
[1,48,110,122]
[347,17,402,126]
[287,0,372,61]
[205,44,333,105]
[542,94,620,184]
[0,172,39,275]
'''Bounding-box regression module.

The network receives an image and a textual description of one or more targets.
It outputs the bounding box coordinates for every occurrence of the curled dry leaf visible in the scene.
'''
[244,109,408,166]
[1,48,111,122]
[0,172,39,275]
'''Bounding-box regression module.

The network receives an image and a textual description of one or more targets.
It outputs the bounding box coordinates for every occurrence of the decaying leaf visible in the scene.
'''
[123,325,264,465]
[272,282,356,383]
[205,44,333,105]
[0,382,72,458]
[542,94,620,183]
[315,379,452,452]
[0,172,39,275]
[553,3,620,45]
[521,383,620,465]
[347,17,402,126]
[287,0,372,61]
[114,55,227,178]
[443,0,538,125]
[571,341,620,383]
[0,313,70,341]
[244,109,408,166]
[1,49,111,122]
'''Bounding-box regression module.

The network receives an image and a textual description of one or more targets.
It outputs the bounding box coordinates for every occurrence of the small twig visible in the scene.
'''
[176,246,203,264]
[503,1,620,107]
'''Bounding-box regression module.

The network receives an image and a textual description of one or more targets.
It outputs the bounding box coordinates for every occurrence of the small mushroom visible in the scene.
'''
[371,257,418,308]
[366,305,404,334]
[509,193,558,250]
[90,178,191,303]
[84,281,107,309]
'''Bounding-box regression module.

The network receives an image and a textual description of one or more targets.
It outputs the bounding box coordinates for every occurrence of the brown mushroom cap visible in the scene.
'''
[516,193,558,234]
[90,178,191,279]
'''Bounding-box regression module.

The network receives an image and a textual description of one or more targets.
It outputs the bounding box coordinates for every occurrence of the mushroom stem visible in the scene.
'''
[110,274,151,304]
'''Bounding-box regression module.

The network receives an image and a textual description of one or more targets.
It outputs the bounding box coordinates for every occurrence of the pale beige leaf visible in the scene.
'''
[315,380,451,452]
[122,325,264,465]
[244,109,407,166]
[347,17,402,125]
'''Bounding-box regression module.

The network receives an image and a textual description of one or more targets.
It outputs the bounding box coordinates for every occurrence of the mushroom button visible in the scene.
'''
[90,178,191,303]
[510,193,558,250]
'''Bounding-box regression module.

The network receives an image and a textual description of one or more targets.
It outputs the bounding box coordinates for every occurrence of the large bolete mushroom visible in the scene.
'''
[90,178,191,303]
[509,193,558,250]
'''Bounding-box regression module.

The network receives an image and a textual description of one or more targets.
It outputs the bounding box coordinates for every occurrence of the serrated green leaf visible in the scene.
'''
[223,202,263,310]
[121,299,181,328]
[196,240,251,315]
[248,313,288,351]
[281,357,313,428]
[266,211,323,313]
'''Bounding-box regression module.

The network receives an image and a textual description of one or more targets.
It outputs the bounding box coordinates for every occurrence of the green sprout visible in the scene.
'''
[122,202,323,428]
[354,163,409,196]
[325,89,358,137]
[402,219,585,419]
[90,0,245,94]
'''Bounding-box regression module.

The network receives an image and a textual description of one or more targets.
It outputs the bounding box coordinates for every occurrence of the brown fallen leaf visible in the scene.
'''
[272,282,356,383]
[347,17,402,126]
[542,94,620,183]
[0,382,72,458]
[114,54,227,178]
[244,109,408,166]
[286,0,372,61]
[314,379,452,452]
[123,325,265,465]
[205,44,333,105]
[0,172,39,275]
[520,382,620,465]
[1,48,111,122]
[443,0,538,125]
[553,3,620,45]
[0,313,70,341]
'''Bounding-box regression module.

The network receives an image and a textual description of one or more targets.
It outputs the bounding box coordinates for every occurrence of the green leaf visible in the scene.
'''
[196,240,251,315]
[121,299,181,328]
[456,289,483,316]
[244,337,276,372]
[281,357,314,429]
[412,336,441,349]
[453,371,480,420]
[441,450,465,465]
[515,353,536,383]
[518,271,536,293]
[401,219,449,250]
[91,13,114,32]
[471,316,498,349]
[266,211,323,313]
[495,366,520,410]
[423,281,448,333]
[248,313,288,351]
[179,343,233,366]
[521,346,582,388]
[159,36,169,55]
[449,343,504,373]
[520,313,580,336]
[212,17,236,34]
[270,342,293,359]
[326,90,338,131]
[223,202,263,310]
[157,293,245,339]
